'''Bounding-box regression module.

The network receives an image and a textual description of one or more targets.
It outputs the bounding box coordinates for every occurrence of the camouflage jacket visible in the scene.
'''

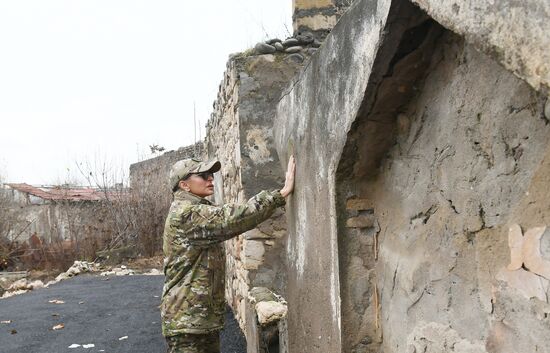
[161,189,286,337]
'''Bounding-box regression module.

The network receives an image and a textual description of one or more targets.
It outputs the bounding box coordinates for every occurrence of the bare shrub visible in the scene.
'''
[128,185,166,257]
[75,157,164,259]
[0,155,166,272]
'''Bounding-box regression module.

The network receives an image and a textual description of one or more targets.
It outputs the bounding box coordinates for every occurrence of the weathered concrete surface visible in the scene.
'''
[411,0,550,95]
[274,0,395,351]
[119,0,550,351]
[274,0,550,352]
[364,34,550,353]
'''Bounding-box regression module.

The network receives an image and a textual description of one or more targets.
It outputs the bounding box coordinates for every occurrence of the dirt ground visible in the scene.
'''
[126,255,163,271]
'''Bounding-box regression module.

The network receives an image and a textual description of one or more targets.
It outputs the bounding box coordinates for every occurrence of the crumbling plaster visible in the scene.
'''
[364,36,550,353]
[275,0,395,351]
[410,0,550,95]
[274,0,550,352]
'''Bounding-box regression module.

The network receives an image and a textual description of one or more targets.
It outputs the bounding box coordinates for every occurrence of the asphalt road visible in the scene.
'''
[0,274,246,353]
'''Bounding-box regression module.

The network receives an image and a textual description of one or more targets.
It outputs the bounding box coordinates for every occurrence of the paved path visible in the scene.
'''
[0,274,246,353]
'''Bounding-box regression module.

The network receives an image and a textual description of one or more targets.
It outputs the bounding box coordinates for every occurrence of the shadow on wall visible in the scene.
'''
[336,1,445,351]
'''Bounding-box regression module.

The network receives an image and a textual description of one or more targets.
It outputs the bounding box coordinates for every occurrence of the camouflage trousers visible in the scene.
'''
[165,332,220,353]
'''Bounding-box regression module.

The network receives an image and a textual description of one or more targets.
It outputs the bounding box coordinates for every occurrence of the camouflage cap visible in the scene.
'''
[169,158,221,191]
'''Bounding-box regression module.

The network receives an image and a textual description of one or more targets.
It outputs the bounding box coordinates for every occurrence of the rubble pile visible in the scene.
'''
[143,268,162,276]
[248,287,288,326]
[54,261,100,282]
[100,265,135,277]
[1,260,162,299]
[1,279,44,299]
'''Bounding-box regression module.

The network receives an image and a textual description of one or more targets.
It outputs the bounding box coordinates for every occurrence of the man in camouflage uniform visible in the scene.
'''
[161,157,295,353]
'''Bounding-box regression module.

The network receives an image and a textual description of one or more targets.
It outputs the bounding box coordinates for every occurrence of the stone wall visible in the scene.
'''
[274,0,550,352]
[206,50,306,352]
[129,143,203,195]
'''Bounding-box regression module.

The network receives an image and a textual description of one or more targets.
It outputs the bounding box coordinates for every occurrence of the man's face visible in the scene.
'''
[179,172,214,198]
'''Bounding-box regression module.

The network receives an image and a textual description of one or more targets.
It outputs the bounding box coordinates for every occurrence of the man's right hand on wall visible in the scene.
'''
[280,155,296,198]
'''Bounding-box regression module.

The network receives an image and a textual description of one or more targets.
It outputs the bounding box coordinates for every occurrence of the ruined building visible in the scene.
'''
[131,0,550,352]
[1,183,118,244]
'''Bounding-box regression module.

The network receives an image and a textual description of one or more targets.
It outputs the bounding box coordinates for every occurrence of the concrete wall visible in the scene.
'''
[1,189,110,245]
[274,0,395,351]
[361,31,549,353]
[410,0,550,95]
[274,0,550,352]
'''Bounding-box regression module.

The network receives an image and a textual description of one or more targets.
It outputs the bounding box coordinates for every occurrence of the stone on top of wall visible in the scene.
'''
[256,34,320,53]
[229,31,322,71]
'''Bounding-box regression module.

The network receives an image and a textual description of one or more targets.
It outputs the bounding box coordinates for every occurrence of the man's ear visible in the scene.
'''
[179,180,190,191]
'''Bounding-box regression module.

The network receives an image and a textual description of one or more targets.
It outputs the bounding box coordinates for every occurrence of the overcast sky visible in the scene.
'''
[0,0,292,185]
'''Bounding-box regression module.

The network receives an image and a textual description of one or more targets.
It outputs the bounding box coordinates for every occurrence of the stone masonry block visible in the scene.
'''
[346,198,375,211]
[242,240,266,270]
[346,215,375,228]
[293,0,334,10]
[294,14,337,31]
